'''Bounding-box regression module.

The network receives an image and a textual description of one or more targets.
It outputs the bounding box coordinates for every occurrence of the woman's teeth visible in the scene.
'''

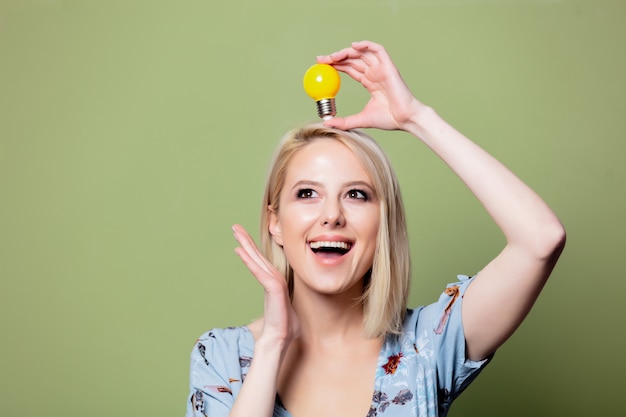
[309,241,352,254]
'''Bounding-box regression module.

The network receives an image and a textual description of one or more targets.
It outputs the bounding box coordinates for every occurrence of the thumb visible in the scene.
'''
[323,114,365,131]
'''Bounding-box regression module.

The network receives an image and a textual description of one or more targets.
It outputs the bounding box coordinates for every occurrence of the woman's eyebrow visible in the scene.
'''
[290,180,373,189]
[290,180,322,190]
[344,180,374,189]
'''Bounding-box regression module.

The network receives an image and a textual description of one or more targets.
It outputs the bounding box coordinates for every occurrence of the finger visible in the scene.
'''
[233,238,283,289]
[315,55,332,64]
[332,63,366,84]
[232,225,274,274]
[349,41,386,64]
[234,246,269,284]
[353,41,397,71]
[234,242,271,278]
[233,225,261,259]
[333,64,380,93]
[319,41,388,69]
[234,247,286,297]
[319,43,378,66]
[332,59,367,76]
[350,40,383,55]
[235,244,273,278]
[334,50,378,68]
[323,113,370,131]
[351,40,382,52]
[324,46,355,62]
[232,225,263,259]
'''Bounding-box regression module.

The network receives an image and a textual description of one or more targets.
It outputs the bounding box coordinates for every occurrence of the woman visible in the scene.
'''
[186,41,565,417]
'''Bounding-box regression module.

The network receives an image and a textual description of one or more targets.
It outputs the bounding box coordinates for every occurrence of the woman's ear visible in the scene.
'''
[268,206,283,246]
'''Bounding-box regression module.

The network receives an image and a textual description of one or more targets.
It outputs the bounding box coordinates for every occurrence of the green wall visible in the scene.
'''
[1,1,624,416]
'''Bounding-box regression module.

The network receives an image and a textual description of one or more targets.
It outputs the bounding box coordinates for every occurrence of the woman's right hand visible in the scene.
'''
[232,224,300,348]
[229,224,299,417]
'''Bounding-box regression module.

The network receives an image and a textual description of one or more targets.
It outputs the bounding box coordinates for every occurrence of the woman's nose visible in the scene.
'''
[320,199,345,227]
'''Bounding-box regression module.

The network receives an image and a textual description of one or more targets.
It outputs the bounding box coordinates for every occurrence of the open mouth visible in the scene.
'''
[309,241,352,256]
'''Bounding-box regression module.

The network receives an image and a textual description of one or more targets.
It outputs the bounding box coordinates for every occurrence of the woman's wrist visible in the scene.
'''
[402,101,439,140]
[254,333,292,362]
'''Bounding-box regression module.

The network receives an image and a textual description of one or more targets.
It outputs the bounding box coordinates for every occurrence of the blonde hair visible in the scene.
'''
[260,124,411,337]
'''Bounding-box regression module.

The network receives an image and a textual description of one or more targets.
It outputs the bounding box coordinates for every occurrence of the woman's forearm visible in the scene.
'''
[228,336,286,417]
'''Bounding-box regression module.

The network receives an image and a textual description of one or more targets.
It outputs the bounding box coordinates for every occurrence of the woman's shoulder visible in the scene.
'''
[188,325,256,409]
[246,317,263,340]
[402,275,477,338]
[196,325,251,339]
[194,324,255,359]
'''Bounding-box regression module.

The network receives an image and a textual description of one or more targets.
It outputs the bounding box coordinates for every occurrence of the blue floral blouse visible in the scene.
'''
[186,275,492,417]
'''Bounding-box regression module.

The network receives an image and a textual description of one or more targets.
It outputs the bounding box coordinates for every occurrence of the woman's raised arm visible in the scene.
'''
[318,41,566,361]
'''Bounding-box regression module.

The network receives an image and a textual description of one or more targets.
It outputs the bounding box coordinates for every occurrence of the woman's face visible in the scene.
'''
[269,138,380,299]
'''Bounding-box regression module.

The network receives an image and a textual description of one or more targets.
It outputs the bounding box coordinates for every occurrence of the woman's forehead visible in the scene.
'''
[284,138,373,184]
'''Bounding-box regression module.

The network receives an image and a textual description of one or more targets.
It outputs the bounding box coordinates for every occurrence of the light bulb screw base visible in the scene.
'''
[316,98,336,120]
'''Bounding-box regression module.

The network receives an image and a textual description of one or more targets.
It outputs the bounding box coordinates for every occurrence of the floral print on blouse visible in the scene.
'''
[186,275,492,417]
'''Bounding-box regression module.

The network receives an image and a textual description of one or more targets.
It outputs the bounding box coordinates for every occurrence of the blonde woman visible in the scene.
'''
[186,41,565,417]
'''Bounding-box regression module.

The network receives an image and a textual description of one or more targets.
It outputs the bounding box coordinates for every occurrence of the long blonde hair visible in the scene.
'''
[260,124,411,337]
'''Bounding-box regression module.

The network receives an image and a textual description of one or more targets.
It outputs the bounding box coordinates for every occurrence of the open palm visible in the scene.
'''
[232,224,300,344]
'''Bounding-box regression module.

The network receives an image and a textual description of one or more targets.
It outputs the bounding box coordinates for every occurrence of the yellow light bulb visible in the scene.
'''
[303,64,341,120]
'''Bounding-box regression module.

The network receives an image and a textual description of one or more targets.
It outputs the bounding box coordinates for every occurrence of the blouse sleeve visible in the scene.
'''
[420,275,493,412]
[185,328,251,417]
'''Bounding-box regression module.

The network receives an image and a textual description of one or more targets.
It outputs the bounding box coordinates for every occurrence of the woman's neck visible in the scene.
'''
[290,285,370,346]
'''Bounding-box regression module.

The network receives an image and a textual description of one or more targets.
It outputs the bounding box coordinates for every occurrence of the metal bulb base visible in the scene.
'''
[316,98,336,120]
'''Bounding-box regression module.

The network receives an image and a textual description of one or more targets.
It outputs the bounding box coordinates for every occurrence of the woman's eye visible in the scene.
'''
[297,188,317,199]
[347,189,368,200]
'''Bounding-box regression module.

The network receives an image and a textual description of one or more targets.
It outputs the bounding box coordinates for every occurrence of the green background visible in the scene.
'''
[1,0,624,416]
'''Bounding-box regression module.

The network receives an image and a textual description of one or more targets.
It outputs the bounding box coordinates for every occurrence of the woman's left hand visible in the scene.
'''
[316,40,423,132]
